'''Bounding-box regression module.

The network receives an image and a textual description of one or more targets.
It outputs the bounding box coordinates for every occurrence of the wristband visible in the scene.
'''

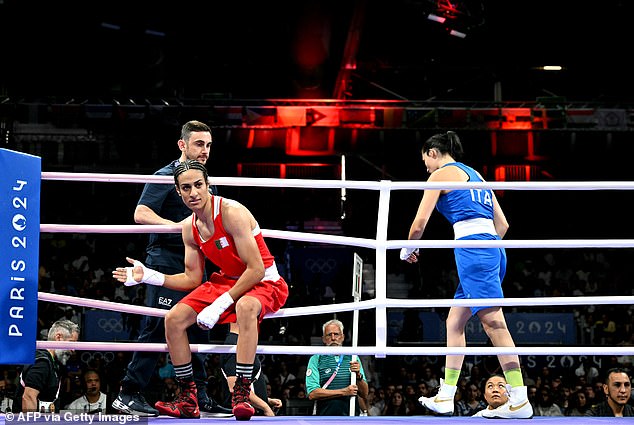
[124,260,165,286]
[399,247,419,260]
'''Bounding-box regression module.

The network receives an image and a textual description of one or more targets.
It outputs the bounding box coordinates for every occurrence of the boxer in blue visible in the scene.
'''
[400,131,532,419]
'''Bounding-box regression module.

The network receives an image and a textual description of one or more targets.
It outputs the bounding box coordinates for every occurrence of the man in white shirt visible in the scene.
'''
[66,370,107,413]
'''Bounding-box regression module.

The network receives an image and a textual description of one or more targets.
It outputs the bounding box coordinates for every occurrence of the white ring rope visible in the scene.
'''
[35,340,634,357]
[42,171,634,190]
[38,291,634,316]
[38,224,634,249]
[38,291,634,356]
[39,172,634,358]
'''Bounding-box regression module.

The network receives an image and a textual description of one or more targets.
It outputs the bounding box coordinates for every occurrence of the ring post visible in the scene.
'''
[1,149,41,365]
[349,252,363,415]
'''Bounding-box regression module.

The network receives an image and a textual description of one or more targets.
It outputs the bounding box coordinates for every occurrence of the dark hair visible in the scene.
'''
[482,374,507,392]
[174,159,209,185]
[605,367,631,381]
[181,120,212,142]
[83,369,100,379]
[422,131,464,160]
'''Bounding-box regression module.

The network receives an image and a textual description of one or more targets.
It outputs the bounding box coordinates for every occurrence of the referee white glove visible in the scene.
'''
[124,259,165,287]
[399,247,419,261]
[197,292,234,330]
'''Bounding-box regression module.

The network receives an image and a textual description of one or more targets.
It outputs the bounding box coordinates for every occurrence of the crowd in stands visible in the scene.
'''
[3,347,632,416]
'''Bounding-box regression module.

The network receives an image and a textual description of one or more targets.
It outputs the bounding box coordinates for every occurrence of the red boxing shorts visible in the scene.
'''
[179,272,289,324]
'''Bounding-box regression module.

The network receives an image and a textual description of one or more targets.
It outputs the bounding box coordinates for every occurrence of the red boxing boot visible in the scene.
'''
[155,379,200,419]
[232,376,255,421]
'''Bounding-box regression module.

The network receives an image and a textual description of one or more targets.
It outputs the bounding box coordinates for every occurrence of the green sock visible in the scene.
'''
[503,368,524,387]
[444,368,461,386]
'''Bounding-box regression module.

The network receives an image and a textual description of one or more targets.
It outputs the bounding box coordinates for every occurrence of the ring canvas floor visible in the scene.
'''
[2,414,633,424]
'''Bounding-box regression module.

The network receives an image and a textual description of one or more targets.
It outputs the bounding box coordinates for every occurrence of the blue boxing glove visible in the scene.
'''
[197,292,234,329]
[399,247,419,261]
[124,259,165,287]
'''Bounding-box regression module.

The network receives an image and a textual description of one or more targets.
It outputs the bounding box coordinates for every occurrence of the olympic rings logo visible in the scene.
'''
[98,318,124,333]
[305,258,338,273]
[80,351,116,365]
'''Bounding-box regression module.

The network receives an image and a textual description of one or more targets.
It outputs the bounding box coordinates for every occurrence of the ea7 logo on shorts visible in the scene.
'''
[158,297,173,307]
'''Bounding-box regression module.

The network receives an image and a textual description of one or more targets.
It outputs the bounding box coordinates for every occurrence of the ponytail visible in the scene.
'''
[422,131,464,160]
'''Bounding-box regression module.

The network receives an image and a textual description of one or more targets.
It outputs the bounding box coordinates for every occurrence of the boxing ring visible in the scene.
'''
[3,165,634,423]
[0,413,621,424]
[35,173,634,357]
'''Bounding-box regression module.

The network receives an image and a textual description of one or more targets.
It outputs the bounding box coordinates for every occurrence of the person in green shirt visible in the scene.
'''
[305,319,368,415]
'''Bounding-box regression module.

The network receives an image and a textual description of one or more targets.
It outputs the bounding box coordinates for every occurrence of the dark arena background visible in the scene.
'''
[1,0,634,421]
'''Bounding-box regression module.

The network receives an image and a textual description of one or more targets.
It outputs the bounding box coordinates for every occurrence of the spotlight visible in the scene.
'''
[144,29,166,38]
[100,22,121,31]
[449,29,467,38]
[427,13,446,23]
[541,65,563,71]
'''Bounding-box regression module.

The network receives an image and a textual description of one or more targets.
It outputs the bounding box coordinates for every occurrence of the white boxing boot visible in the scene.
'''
[480,385,533,419]
[418,378,456,415]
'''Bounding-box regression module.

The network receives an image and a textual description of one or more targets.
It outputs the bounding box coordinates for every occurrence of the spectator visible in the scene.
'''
[420,367,439,390]
[554,382,573,413]
[57,307,81,326]
[277,361,297,388]
[417,381,429,399]
[533,387,564,416]
[364,386,379,416]
[593,380,605,397]
[538,366,554,388]
[359,356,379,388]
[527,385,538,409]
[473,375,510,417]
[369,387,386,416]
[455,381,486,416]
[382,390,409,416]
[61,352,83,408]
[466,364,485,389]
[306,319,368,415]
[566,390,590,416]
[157,354,176,380]
[402,392,419,416]
[66,370,108,413]
[575,358,600,385]
[586,368,634,417]
[595,313,617,345]
[161,377,180,402]
[0,374,13,413]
